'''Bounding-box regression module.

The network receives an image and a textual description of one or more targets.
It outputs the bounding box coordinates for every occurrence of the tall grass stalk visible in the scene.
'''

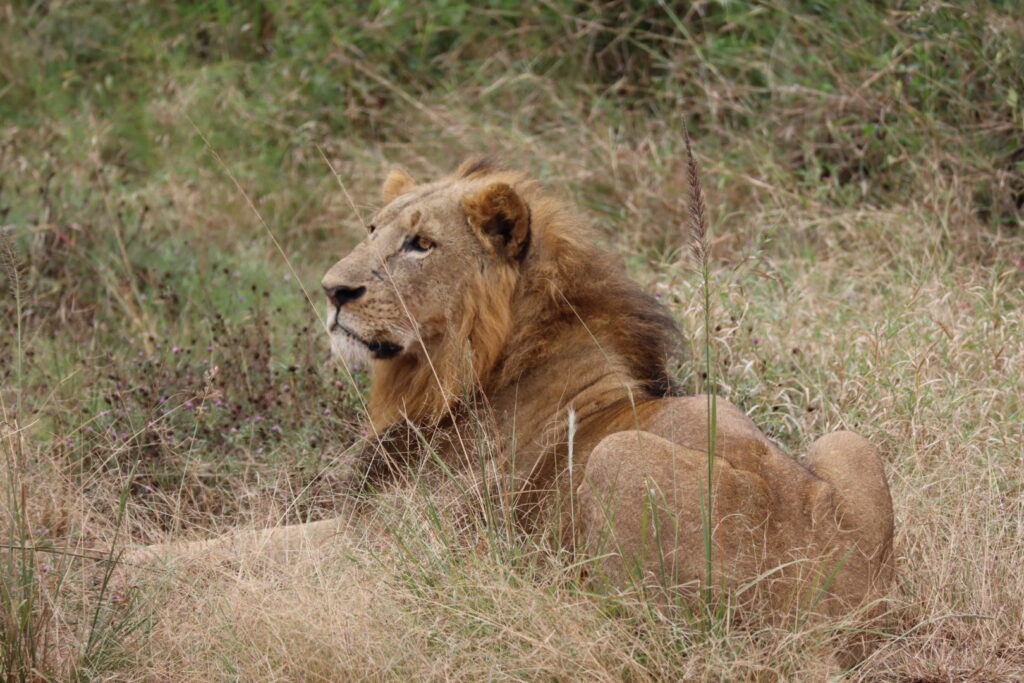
[683,122,716,610]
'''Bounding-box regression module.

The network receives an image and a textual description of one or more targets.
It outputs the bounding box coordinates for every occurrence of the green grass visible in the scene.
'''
[1,0,1023,679]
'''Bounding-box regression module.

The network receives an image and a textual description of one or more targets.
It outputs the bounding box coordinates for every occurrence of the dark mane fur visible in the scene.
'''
[466,161,681,400]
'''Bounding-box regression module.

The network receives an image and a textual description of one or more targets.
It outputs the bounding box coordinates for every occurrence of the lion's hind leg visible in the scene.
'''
[805,430,894,611]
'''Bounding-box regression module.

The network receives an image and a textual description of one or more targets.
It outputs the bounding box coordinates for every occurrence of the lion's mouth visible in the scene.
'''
[330,316,403,360]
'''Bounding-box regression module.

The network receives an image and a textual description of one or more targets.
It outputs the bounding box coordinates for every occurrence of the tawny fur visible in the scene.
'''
[136,158,894,623]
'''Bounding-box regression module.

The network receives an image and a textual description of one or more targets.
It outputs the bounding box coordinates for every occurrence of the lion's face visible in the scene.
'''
[321,167,530,364]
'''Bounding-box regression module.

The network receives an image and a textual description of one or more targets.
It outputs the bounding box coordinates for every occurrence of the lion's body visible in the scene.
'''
[139,159,893,620]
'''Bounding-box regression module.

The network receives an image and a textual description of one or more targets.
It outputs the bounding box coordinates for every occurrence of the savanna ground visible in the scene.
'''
[1,1,1022,680]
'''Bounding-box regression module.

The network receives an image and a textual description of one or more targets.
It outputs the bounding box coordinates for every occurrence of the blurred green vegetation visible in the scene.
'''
[3,1,1022,212]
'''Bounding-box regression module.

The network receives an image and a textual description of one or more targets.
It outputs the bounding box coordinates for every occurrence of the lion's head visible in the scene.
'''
[321,159,528,365]
[322,159,678,430]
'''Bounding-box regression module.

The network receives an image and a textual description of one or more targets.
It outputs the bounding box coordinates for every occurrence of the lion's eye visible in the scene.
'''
[406,235,435,252]
[367,223,376,234]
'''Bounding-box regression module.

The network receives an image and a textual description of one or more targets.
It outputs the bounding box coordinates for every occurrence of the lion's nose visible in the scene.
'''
[324,284,366,308]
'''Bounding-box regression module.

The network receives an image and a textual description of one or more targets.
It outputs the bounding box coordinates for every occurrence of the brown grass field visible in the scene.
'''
[2,2,1023,680]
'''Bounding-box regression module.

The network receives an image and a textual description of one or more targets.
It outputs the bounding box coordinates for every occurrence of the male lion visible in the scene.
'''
[137,158,893,623]
[318,158,894,616]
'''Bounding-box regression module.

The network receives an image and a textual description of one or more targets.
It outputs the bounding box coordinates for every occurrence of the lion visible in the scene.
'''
[318,158,894,616]
[136,158,894,623]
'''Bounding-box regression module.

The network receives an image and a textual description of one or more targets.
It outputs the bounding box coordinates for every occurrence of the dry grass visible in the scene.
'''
[2,1,1023,680]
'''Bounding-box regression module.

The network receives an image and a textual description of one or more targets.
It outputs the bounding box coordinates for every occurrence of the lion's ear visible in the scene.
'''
[381,167,416,203]
[462,183,531,261]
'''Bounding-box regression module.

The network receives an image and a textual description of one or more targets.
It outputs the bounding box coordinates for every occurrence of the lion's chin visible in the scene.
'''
[329,328,404,363]
[329,330,372,365]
